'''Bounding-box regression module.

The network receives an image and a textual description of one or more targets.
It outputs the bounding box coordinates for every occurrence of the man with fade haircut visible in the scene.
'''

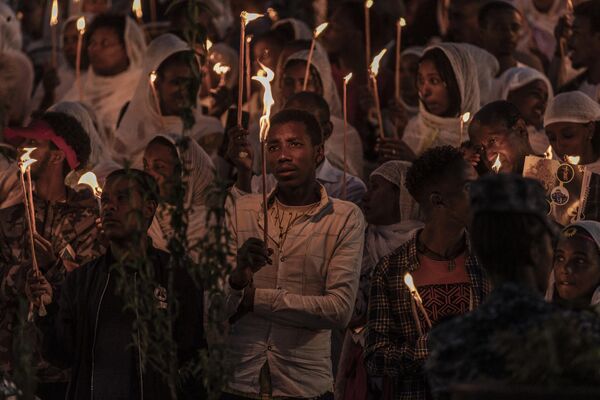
[29,169,205,400]
[0,111,103,399]
[221,108,365,399]
[364,145,490,400]
[467,100,538,175]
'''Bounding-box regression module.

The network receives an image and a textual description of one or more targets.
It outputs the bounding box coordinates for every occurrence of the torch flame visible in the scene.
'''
[314,22,329,38]
[492,154,502,173]
[206,39,213,51]
[77,171,102,198]
[76,17,86,33]
[369,48,387,77]
[344,72,353,85]
[403,272,422,302]
[252,62,275,142]
[246,35,253,44]
[19,148,37,174]
[132,0,143,19]
[544,145,553,159]
[566,155,580,165]
[365,0,374,9]
[213,62,230,75]
[50,0,59,26]
[149,71,157,84]
[241,11,264,25]
[461,112,471,123]
[399,17,407,27]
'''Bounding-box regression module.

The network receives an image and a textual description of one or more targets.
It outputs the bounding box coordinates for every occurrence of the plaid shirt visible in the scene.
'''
[364,231,491,400]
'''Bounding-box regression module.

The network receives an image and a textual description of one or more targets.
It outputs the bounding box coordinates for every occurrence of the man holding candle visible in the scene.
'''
[364,145,490,400]
[221,109,365,399]
[0,111,103,398]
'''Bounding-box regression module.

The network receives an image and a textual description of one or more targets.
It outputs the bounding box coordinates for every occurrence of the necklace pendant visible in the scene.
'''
[448,259,456,272]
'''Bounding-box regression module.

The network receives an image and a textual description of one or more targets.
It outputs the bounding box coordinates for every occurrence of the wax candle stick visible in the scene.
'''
[394,18,406,101]
[76,17,86,101]
[303,22,328,91]
[404,272,432,329]
[369,49,387,139]
[149,71,165,128]
[238,12,263,127]
[459,112,470,147]
[342,73,353,200]
[245,35,252,107]
[364,0,373,79]
[50,0,59,68]
[132,0,143,25]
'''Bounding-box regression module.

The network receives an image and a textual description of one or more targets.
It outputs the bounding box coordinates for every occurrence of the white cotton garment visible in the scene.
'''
[62,16,146,134]
[496,66,554,101]
[113,33,223,166]
[544,91,600,127]
[272,18,313,40]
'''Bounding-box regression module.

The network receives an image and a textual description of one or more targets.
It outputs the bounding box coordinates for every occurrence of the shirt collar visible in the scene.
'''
[316,157,342,183]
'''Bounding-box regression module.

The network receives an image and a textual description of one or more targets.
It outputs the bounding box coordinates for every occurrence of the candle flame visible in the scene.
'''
[461,112,471,123]
[399,17,406,27]
[149,71,157,84]
[77,171,102,198]
[76,17,86,33]
[403,272,423,302]
[544,145,553,159]
[241,11,263,25]
[365,0,374,9]
[566,155,580,165]
[50,0,59,26]
[206,39,213,51]
[314,22,329,38]
[369,48,387,77]
[246,35,253,44]
[213,62,230,75]
[344,72,353,85]
[252,62,275,142]
[19,147,37,174]
[132,0,143,19]
[492,154,502,173]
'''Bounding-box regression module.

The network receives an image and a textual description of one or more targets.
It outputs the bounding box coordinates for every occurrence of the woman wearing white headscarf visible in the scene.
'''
[544,91,600,167]
[400,43,498,158]
[144,134,214,258]
[113,33,223,167]
[271,18,313,40]
[497,66,553,154]
[63,14,146,136]
[336,160,423,399]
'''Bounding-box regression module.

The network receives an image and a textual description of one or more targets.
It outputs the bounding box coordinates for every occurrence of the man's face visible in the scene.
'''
[266,121,323,189]
[506,80,549,130]
[363,175,400,225]
[18,138,58,180]
[88,27,129,76]
[143,141,180,201]
[568,16,599,70]
[156,61,198,116]
[469,119,529,174]
[101,176,156,241]
[447,0,481,44]
[480,9,523,58]
[281,62,323,104]
[434,160,478,226]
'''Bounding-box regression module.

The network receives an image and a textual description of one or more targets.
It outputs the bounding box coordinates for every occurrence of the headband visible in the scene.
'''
[4,120,80,169]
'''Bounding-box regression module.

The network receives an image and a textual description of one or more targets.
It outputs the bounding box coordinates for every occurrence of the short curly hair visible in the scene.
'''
[405,145,466,204]
[41,111,91,174]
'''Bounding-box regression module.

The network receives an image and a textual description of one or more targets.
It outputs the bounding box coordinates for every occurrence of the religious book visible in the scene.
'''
[578,164,600,221]
[523,155,584,226]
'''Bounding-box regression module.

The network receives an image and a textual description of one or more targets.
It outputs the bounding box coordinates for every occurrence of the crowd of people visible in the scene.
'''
[1,0,600,399]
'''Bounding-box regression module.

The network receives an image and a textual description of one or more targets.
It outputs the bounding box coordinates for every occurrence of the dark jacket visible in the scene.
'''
[40,245,206,400]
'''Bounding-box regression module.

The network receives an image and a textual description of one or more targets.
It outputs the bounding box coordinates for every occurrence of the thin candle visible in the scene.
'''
[342,73,353,200]
[492,154,502,173]
[78,171,102,210]
[245,35,253,109]
[149,0,157,24]
[394,18,407,101]
[238,11,263,127]
[364,0,373,79]
[459,112,470,147]
[50,0,59,68]
[149,71,165,128]
[303,22,328,91]
[18,148,40,279]
[252,62,275,245]
[76,17,86,101]
[403,272,432,328]
[132,0,143,25]
[369,48,387,139]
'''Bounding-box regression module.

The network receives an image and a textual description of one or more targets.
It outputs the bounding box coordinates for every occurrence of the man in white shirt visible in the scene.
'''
[221,109,365,399]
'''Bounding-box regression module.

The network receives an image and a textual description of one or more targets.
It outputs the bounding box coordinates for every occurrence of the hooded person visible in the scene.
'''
[544,91,600,167]
[113,33,223,167]
[496,66,553,154]
[401,43,498,157]
[62,14,147,136]
[143,133,215,258]
[271,18,313,41]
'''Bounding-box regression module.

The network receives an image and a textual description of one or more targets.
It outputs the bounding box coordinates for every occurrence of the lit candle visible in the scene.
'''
[369,48,387,139]
[459,112,470,147]
[132,0,143,25]
[544,145,553,159]
[343,73,353,200]
[149,71,165,128]
[251,62,275,245]
[213,62,231,87]
[492,154,502,173]
[364,0,373,79]
[77,171,102,210]
[566,155,580,165]
[76,16,86,101]
[238,11,263,127]
[245,35,253,108]
[303,22,328,91]
[394,18,406,101]
[50,0,59,68]
[403,272,432,329]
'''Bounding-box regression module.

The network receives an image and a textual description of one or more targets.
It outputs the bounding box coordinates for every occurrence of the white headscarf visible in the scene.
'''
[402,43,497,155]
[147,133,214,256]
[498,66,554,100]
[113,33,223,166]
[0,2,22,51]
[544,91,600,127]
[272,18,313,40]
[281,49,342,118]
[0,49,34,126]
[62,16,147,133]
[49,101,120,187]
[364,161,423,269]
